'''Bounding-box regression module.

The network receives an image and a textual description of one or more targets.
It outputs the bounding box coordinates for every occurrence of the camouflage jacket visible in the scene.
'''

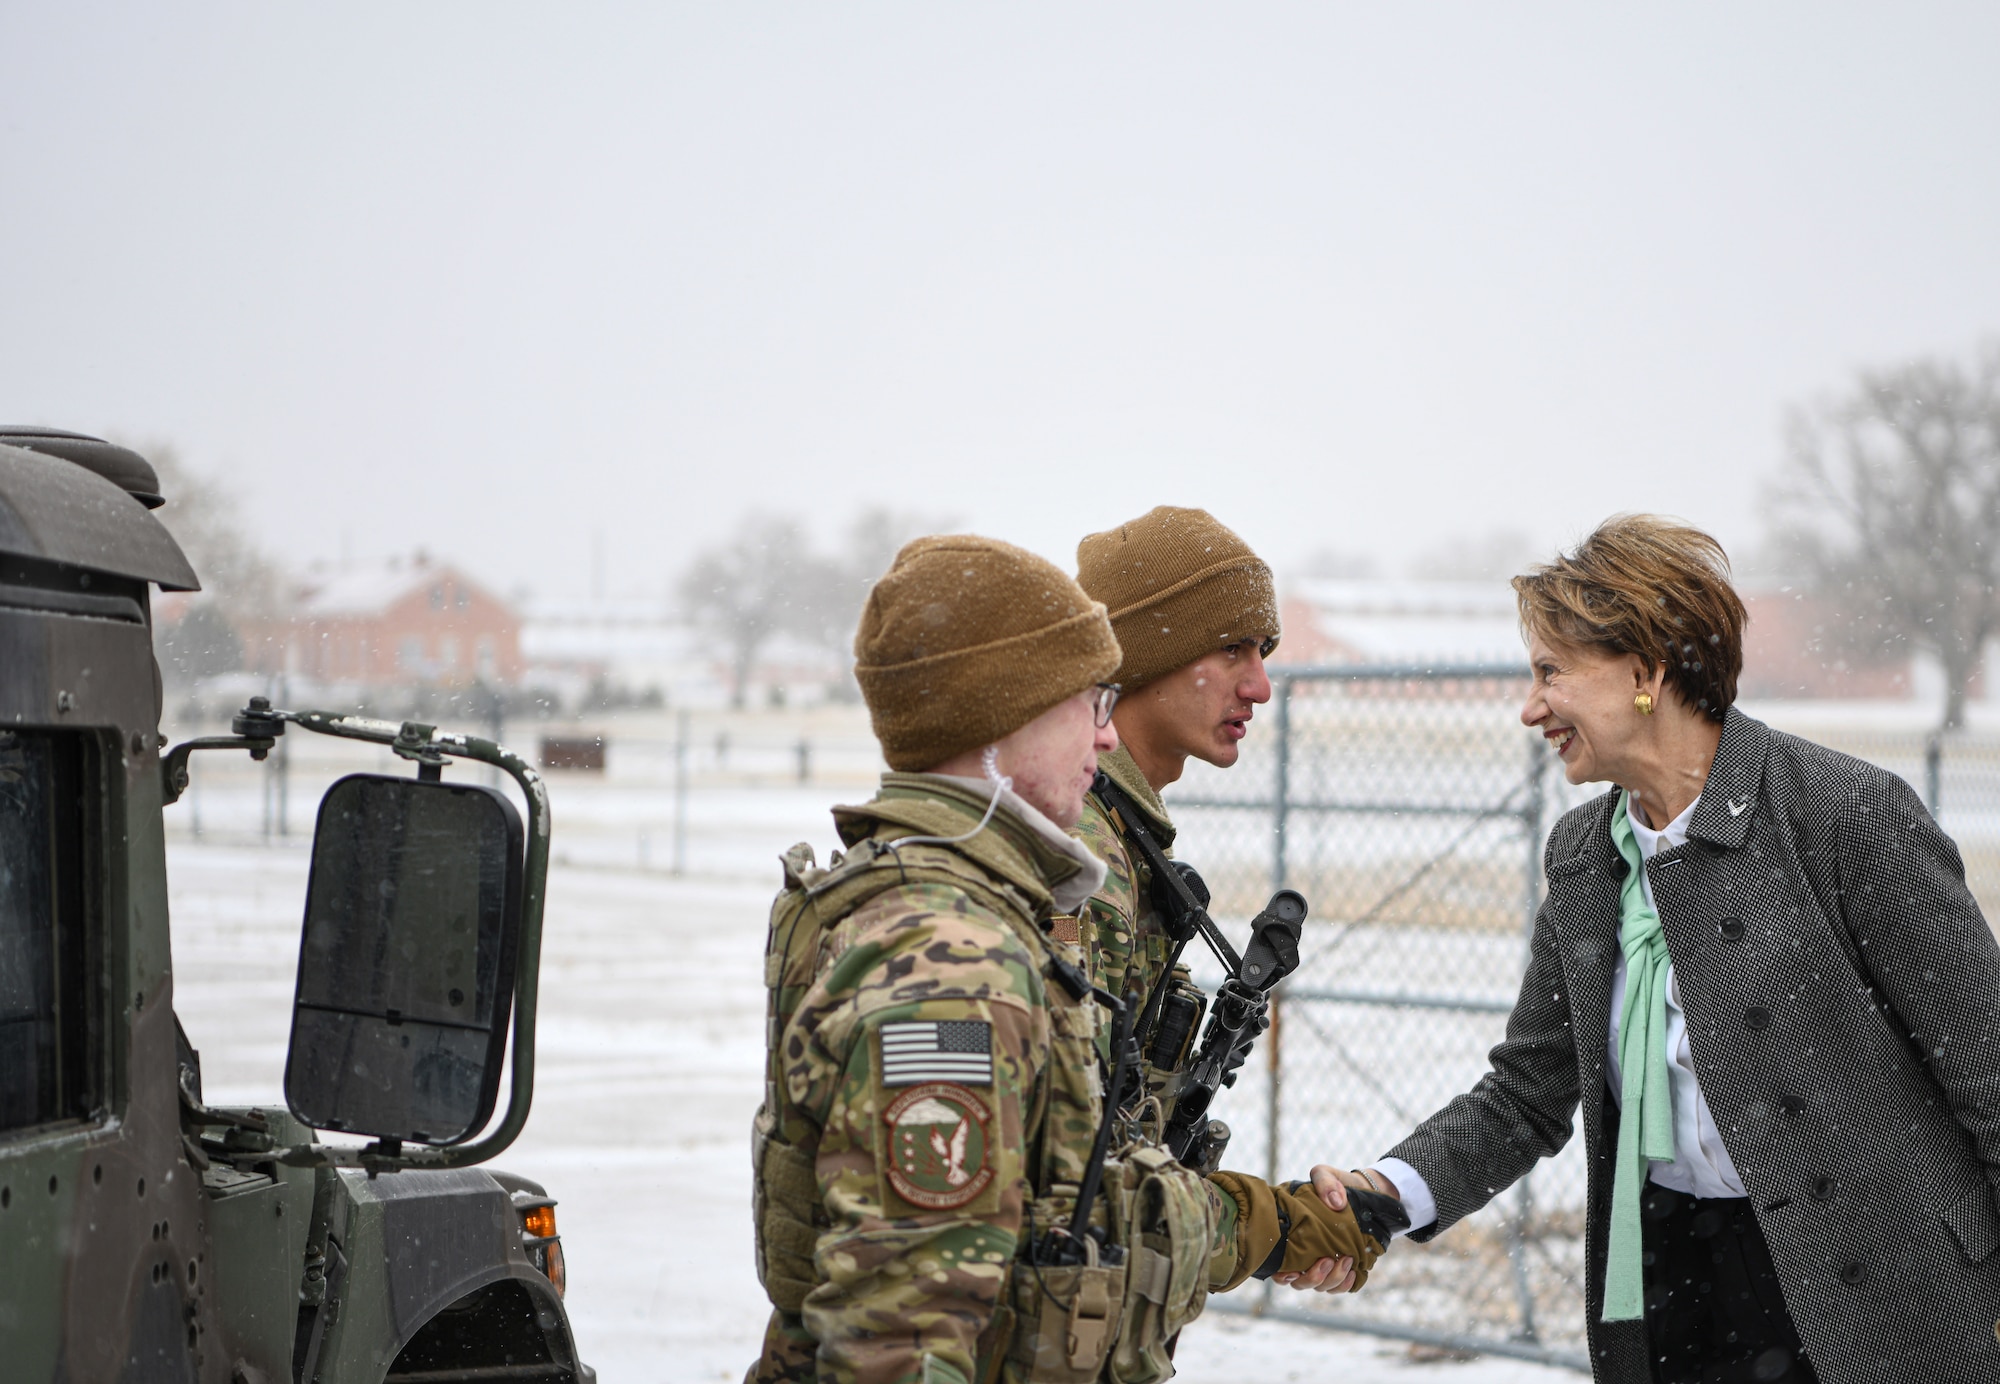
[1068,747,1178,1043]
[749,774,1240,1384]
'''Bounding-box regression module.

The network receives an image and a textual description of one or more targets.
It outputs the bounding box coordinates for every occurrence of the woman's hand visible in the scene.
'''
[1272,1165,1399,1293]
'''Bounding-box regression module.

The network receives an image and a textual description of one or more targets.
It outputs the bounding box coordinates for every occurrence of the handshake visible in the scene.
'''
[1210,1165,1411,1295]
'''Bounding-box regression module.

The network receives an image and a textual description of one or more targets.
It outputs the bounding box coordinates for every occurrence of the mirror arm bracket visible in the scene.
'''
[161,735,276,804]
[238,707,552,1175]
[161,696,290,804]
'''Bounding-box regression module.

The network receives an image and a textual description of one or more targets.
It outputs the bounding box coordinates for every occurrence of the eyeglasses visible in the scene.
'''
[1090,682,1122,728]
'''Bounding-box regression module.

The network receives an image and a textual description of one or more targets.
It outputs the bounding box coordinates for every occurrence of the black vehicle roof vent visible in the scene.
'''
[0,427,165,510]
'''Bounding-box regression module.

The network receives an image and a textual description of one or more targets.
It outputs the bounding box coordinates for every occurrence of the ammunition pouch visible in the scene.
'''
[990,1148,1215,1382]
[1004,1244,1128,1383]
[1138,968,1205,1115]
[1107,1147,1216,1384]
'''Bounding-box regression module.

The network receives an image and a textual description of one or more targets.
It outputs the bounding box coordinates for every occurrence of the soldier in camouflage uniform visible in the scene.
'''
[1066,511,1372,1293]
[748,535,1387,1384]
[1067,507,1277,1021]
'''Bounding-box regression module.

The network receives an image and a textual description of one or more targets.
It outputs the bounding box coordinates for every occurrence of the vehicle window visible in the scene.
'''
[0,731,93,1132]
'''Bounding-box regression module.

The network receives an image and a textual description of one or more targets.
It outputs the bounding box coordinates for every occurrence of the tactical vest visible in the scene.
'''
[1081,787,1206,1128]
[751,828,1214,1384]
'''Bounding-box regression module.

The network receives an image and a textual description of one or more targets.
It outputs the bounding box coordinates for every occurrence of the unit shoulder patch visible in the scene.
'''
[882,1083,994,1210]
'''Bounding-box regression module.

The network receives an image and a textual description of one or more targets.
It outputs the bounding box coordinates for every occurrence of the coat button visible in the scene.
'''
[1609,856,1629,880]
[1744,1006,1773,1031]
[1717,916,1745,941]
[1839,1260,1869,1287]
[1779,1094,1806,1117]
[1810,1175,1836,1203]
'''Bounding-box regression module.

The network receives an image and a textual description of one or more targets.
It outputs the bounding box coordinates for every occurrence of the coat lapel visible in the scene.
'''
[1549,711,1773,1096]
[1685,707,1772,850]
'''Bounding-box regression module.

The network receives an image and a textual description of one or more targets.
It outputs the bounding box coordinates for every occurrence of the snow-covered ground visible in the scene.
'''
[166,840,1579,1383]
[156,696,2000,1379]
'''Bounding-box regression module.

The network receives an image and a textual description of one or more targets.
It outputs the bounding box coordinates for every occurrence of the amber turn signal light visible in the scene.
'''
[522,1204,557,1240]
[544,1240,567,1296]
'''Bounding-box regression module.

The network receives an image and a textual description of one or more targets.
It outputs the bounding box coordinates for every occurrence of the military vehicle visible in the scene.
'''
[0,428,592,1383]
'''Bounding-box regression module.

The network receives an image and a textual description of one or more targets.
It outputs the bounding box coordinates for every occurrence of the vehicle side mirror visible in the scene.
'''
[283,773,525,1146]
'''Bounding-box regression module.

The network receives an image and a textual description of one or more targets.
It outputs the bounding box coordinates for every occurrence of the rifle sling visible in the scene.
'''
[1067,987,1136,1246]
[1092,771,1243,977]
[1090,771,1247,1092]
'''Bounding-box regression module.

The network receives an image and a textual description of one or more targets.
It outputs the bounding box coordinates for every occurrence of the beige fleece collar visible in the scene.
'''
[927,774,1110,913]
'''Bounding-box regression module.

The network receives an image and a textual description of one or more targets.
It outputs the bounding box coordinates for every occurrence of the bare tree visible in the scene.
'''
[678,508,956,707]
[144,442,288,618]
[677,513,829,708]
[136,442,290,685]
[1768,343,2000,730]
[797,507,956,652]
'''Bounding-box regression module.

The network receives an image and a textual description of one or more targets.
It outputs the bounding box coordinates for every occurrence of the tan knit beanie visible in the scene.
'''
[1075,506,1280,690]
[854,535,1121,771]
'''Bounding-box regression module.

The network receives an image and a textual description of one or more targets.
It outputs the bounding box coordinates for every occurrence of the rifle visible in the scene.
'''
[1088,771,1309,1153]
[1160,888,1306,1173]
[1033,898,1312,1263]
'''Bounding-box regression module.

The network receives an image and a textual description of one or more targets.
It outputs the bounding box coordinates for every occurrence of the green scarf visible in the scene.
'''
[1602,792,1677,1322]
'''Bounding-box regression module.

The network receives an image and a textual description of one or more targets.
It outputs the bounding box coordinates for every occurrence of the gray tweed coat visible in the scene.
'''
[1387,708,2000,1383]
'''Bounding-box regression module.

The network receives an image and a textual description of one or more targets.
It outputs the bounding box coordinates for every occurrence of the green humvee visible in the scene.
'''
[0,429,592,1384]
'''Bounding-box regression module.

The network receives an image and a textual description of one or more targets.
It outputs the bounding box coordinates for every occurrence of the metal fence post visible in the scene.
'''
[1271,674,1293,893]
[1261,672,1295,1313]
[276,674,290,838]
[263,673,290,839]
[1521,732,1547,962]
[1265,991,1283,1185]
[487,681,506,791]
[1508,1177,1542,1344]
[1926,731,1943,820]
[1501,730,1550,1342]
[673,709,690,876]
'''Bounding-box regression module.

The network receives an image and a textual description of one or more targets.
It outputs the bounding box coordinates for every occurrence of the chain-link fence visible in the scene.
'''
[1177,666,2000,1372]
[159,674,2000,1370]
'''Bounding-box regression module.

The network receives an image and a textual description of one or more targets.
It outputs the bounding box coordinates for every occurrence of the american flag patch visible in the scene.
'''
[879,1020,992,1087]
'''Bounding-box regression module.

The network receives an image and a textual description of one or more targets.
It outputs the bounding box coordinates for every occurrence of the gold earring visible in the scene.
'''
[1634,692,1655,716]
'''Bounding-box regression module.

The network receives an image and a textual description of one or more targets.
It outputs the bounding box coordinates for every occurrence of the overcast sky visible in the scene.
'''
[4,4,1996,599]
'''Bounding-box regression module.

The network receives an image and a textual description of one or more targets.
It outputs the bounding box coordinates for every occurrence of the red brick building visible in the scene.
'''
[1736,589,1917,701]
[267,555,523,687]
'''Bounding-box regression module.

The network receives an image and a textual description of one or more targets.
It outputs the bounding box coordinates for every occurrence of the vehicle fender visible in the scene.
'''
[307,1167,579,1384]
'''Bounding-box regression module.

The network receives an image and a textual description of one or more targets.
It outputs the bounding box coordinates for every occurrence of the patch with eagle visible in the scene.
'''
[882,1083,994,1211]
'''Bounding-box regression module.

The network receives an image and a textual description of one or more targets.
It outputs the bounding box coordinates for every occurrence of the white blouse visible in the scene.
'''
[1376,793,1746,1236]
[1609,794,1748,1201]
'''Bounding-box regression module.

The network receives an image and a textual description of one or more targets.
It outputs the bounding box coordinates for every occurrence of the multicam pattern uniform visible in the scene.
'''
[749,777,1236,1384]
[1067,747,1179,1058]
[1072,748,1176,1024]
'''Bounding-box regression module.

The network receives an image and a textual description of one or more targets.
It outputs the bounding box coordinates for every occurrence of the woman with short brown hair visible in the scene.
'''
[1286,515,2000,1383]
